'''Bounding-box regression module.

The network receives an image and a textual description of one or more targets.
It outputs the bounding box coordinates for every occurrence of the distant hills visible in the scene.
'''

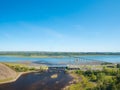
[0,52,120,57]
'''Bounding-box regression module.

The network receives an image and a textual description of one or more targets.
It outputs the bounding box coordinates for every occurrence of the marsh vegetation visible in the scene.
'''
[65,64,120,90]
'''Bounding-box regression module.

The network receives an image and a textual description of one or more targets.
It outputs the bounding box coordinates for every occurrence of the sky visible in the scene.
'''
[0,0,120,52]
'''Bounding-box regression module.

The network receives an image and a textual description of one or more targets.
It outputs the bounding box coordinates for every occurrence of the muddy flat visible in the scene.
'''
[0,70,73,90]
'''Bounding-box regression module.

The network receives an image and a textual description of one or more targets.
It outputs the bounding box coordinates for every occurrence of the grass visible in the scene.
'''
[0,78,13,82]
[0,62,48,84]
[4,63,29,72]
[3,62,48,72]
[65,74,95,90]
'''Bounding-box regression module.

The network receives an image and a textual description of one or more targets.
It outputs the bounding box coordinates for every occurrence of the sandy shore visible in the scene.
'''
[62,72,82,90]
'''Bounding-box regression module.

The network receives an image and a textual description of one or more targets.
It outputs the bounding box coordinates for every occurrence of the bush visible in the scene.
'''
[117,64,120,68]
[75,70,82,75]
[90,74,97,82]
[29,67,36,71]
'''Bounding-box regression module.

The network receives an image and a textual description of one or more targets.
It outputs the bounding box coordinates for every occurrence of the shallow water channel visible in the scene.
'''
[0,70,73,90]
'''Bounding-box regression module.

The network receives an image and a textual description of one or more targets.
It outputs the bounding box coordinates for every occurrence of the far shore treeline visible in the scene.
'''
[0,52,120,57]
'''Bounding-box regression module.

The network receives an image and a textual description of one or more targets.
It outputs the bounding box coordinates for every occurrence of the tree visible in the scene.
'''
[107,83,117,90]
[117,64,120,68]
[91,73,97,81]
[97,73,105,82]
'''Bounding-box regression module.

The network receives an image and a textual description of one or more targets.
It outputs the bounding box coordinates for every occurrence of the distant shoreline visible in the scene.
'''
[0,54,120,59]
[0,52,120,58]
[0,55,67,58]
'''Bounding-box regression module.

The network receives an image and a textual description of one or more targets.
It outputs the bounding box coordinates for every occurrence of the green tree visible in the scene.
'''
[117,64,120,68]
[90,73,97,81]
[97,73,105,82]
[107,83,117,90]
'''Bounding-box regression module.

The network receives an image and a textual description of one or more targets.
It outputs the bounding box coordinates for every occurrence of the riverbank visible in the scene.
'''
[0,71,37,85]
[0,62,45,85]
[63,71,82,90]
[0,55,67,58]
[0,70,73,90]
[63,65,120,90]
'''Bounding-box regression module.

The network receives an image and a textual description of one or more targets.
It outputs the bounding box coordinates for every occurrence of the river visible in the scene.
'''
[0,55,120,64]
[0,70,73,90]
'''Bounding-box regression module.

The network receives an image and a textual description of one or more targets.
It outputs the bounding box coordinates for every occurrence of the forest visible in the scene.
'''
[0,52,120,57]
[67,64,120,90]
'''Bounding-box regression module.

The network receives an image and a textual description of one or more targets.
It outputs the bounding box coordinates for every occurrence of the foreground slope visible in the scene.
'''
[0,63,17,81]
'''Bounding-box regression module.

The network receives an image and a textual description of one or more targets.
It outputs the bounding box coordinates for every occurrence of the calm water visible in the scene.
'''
[0,55,120,64]
[0,55,120,90]
[0,70,73,90]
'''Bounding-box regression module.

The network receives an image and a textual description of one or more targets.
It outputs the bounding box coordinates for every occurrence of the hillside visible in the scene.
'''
[0,63,17,81]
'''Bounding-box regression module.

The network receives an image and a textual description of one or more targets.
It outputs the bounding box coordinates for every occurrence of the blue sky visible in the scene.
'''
[0,0,120,52]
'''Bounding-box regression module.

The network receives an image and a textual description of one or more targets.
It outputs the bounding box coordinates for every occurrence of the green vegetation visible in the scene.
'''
[4,63,48,72]
[69,75,95,90]
[0,63,48,84]
[39,65,48,71]
[0,77,14,82]
[0,52,120,57]
[67,65,120,90]
[4,63,36,72]
[116,64,120,68]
